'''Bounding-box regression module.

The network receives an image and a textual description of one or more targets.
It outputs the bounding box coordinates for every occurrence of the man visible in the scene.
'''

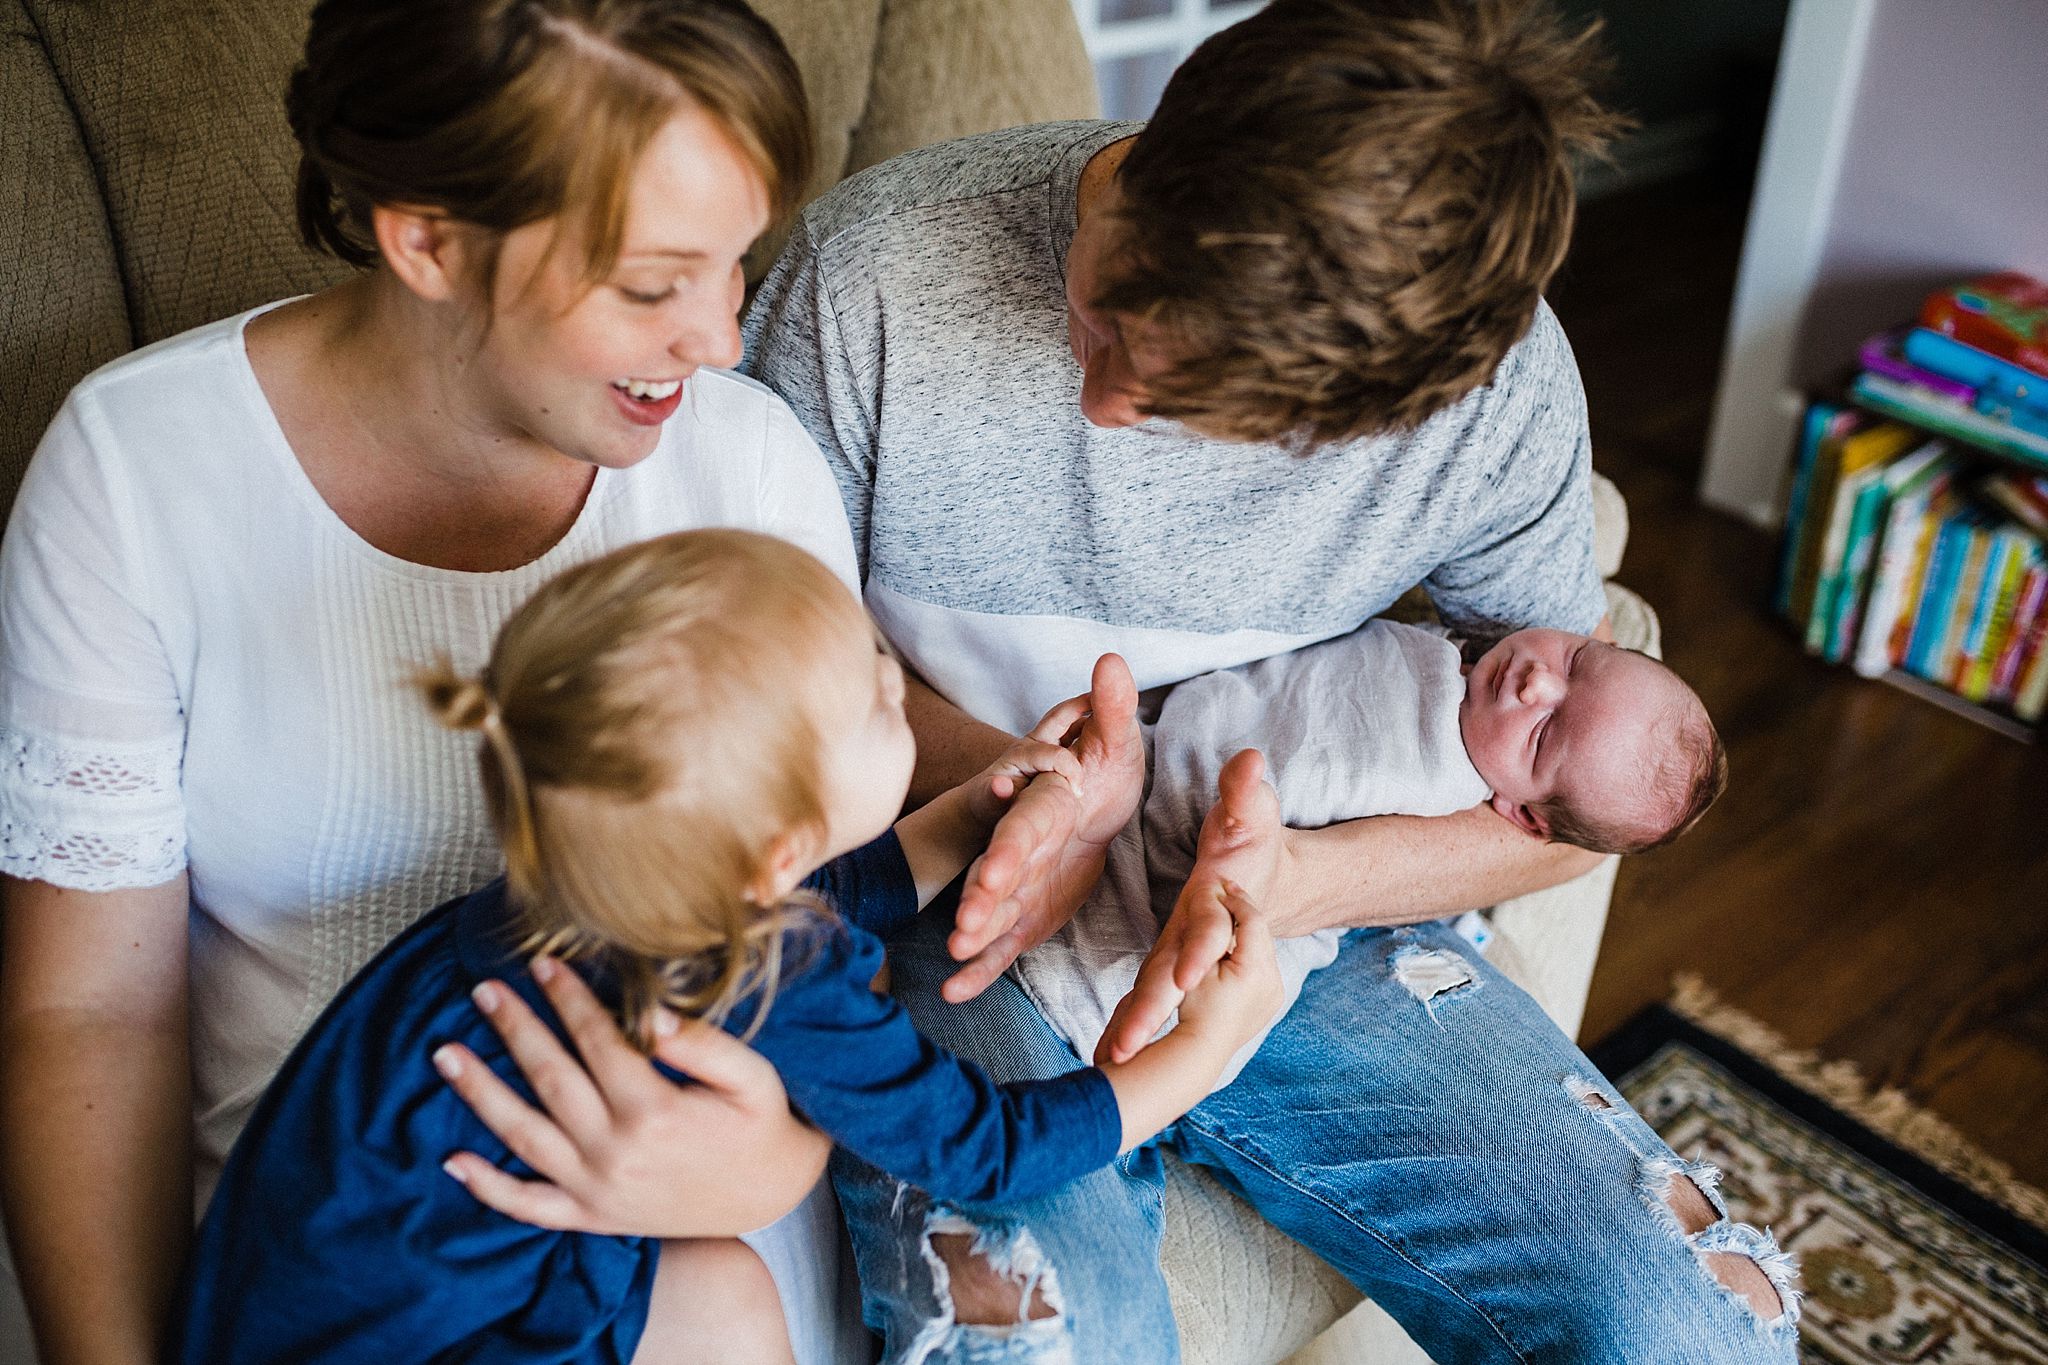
[744,1,1798,1359]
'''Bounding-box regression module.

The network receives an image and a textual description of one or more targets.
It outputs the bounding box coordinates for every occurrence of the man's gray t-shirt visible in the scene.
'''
[743,120,1605,734]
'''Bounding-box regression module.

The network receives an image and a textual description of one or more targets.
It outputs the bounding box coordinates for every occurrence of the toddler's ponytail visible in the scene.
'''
[417,659,546,906]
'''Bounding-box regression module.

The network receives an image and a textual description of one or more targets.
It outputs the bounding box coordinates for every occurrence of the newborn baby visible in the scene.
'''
[1014,621,1726,1088]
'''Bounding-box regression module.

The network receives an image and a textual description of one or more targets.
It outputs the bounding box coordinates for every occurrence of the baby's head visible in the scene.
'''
[1458,628,1726,856]
[419,529,913,1037]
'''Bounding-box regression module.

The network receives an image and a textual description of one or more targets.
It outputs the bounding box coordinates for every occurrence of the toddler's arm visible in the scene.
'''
[894,726,1084,907]
[755,884,1280,1203]
[1097,882,1278,1147]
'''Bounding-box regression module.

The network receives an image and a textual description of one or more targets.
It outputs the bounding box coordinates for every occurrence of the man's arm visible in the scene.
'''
[1270,804,1603,936]
[902,673,1016,808]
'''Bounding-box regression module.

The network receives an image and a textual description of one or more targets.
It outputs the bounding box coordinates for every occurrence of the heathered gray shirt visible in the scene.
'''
[743,120,1605,735]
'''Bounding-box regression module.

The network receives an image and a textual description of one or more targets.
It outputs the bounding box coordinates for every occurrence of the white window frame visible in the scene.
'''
[1070,0,1266,82]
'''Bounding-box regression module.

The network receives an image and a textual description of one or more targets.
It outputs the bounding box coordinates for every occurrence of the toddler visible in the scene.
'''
[1017,617,1727,1085]
[174,529,1282,1364]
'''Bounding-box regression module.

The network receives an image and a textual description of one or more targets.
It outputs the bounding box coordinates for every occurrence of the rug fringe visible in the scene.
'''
[1669,973,2048,1233]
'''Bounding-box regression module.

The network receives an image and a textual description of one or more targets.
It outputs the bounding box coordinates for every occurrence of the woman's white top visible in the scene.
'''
[0,304,860,1198]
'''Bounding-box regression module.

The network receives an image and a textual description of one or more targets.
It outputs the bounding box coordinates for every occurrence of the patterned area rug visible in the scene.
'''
[1591,980,2048,1364]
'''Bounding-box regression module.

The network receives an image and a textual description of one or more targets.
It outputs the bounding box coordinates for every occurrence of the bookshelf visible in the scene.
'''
[1779,389,2046,742]
[1700,0,2048,528]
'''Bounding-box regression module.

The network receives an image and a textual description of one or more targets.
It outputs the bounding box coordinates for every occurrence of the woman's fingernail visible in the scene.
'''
[433,1045,462,1080]
[653,1009,680,1038]
[441,1158,469,1185]
[471,982,501,1014]
[531,956,557,983]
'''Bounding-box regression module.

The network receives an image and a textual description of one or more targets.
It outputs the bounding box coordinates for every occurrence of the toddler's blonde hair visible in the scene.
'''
[418,529,864,1044]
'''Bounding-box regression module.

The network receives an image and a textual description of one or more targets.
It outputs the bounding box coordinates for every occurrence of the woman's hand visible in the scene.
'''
[1099,749,1288,1064]
[943,653,1145,1002]
[436,957,829,1237]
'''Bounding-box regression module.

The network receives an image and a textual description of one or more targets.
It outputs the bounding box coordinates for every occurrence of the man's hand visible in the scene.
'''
[1099,749,1286,1064]
[942,654,1144,1002]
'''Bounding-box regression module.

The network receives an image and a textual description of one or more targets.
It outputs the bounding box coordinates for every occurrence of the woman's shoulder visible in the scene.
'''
[65,305,276,415]
[681,366,813,458]
[638,368,831,501]
[34,304,288,493]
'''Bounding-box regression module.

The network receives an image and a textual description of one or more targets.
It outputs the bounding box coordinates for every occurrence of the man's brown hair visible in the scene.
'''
[1100,0,1624,448]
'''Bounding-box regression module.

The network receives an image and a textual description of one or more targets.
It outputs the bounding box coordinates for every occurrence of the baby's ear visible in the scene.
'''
[1489,792,1549,839]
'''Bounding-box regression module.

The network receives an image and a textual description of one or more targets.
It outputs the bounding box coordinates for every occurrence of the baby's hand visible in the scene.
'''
[1166,882,1283,1056]
[960,737,1085,831]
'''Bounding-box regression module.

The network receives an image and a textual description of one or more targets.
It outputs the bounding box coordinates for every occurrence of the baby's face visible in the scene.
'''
[1459,628,1688,840]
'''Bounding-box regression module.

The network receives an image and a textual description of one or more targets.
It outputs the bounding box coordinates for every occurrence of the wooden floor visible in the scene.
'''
[1551,173,2048,1189]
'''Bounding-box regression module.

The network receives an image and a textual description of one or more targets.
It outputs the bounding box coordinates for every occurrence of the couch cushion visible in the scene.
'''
[0,0,132,511]
[23,0,351,350]
[847,0,1099,179]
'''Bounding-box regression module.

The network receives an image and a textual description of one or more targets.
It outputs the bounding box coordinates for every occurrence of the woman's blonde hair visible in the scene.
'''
[287,0,813,292]
[418,529,864,1044]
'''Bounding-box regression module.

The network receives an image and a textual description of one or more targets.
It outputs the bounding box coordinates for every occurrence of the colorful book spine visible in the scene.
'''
[1854,461,1957,677]
[1830,442,1950,663]
[1882,491,1957,676]
[1906,513,1970,674]
[1902,328,2048,419]
[1933,522,1995,685]
[1991,561,2047,702]
[2014,612,2048,723]
[1820,470,1891,659]
[1804,423,1921,653]
[1958,529,2032,702]
[1980,473,2048,537]
[1852,372,2048,470]
[1777,404,1851,623]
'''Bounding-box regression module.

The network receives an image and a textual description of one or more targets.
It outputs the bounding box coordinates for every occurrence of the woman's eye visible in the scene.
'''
[619,285,676,306]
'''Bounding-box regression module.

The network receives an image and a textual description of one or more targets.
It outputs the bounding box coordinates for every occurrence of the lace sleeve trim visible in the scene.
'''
[0,728,186,891]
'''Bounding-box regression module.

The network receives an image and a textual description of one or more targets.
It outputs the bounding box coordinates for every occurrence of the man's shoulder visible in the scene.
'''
[1332,300,1583,480]
[794,120,1136,256]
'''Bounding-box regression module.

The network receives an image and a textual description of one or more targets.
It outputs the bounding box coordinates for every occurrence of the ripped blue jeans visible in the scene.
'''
[833,906,1800,1364]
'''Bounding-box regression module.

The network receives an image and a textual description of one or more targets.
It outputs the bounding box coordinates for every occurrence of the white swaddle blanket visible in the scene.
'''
[1012,619,1491,1090]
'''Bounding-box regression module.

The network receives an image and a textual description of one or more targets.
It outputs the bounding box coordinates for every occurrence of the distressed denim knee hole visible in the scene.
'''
[897,1211,1075,1364]
[1694,1221,1803,1330]
[928,1229,1059,1326]
[1563,1074,1617,1113]
[1662,1171,1719,1235]
[1389,945,1477,1020]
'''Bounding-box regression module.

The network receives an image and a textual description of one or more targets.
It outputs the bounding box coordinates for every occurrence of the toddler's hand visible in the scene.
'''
[1166,881,1283,1056]
[960,737,1085,830]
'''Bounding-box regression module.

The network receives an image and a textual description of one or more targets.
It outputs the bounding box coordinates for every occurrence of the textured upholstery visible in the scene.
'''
[0,0,133,514]
[847,0,1099,181]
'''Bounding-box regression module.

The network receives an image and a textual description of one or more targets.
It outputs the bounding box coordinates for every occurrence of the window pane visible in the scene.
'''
[1100,0,1173,21]
[1095,48,1180,121]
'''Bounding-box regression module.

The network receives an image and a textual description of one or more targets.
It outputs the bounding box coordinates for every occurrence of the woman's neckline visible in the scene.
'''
[232,296,621,585]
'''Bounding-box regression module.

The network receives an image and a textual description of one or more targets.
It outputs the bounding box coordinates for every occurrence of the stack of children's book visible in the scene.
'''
[1778,272,2048,738]
[1850,272,2048,472]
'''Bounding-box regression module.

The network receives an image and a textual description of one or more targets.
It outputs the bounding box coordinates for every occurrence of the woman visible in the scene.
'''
[0,2,861,1360]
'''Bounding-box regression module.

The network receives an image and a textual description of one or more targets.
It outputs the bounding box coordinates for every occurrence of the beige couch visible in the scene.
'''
[0,2,1652,1361]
